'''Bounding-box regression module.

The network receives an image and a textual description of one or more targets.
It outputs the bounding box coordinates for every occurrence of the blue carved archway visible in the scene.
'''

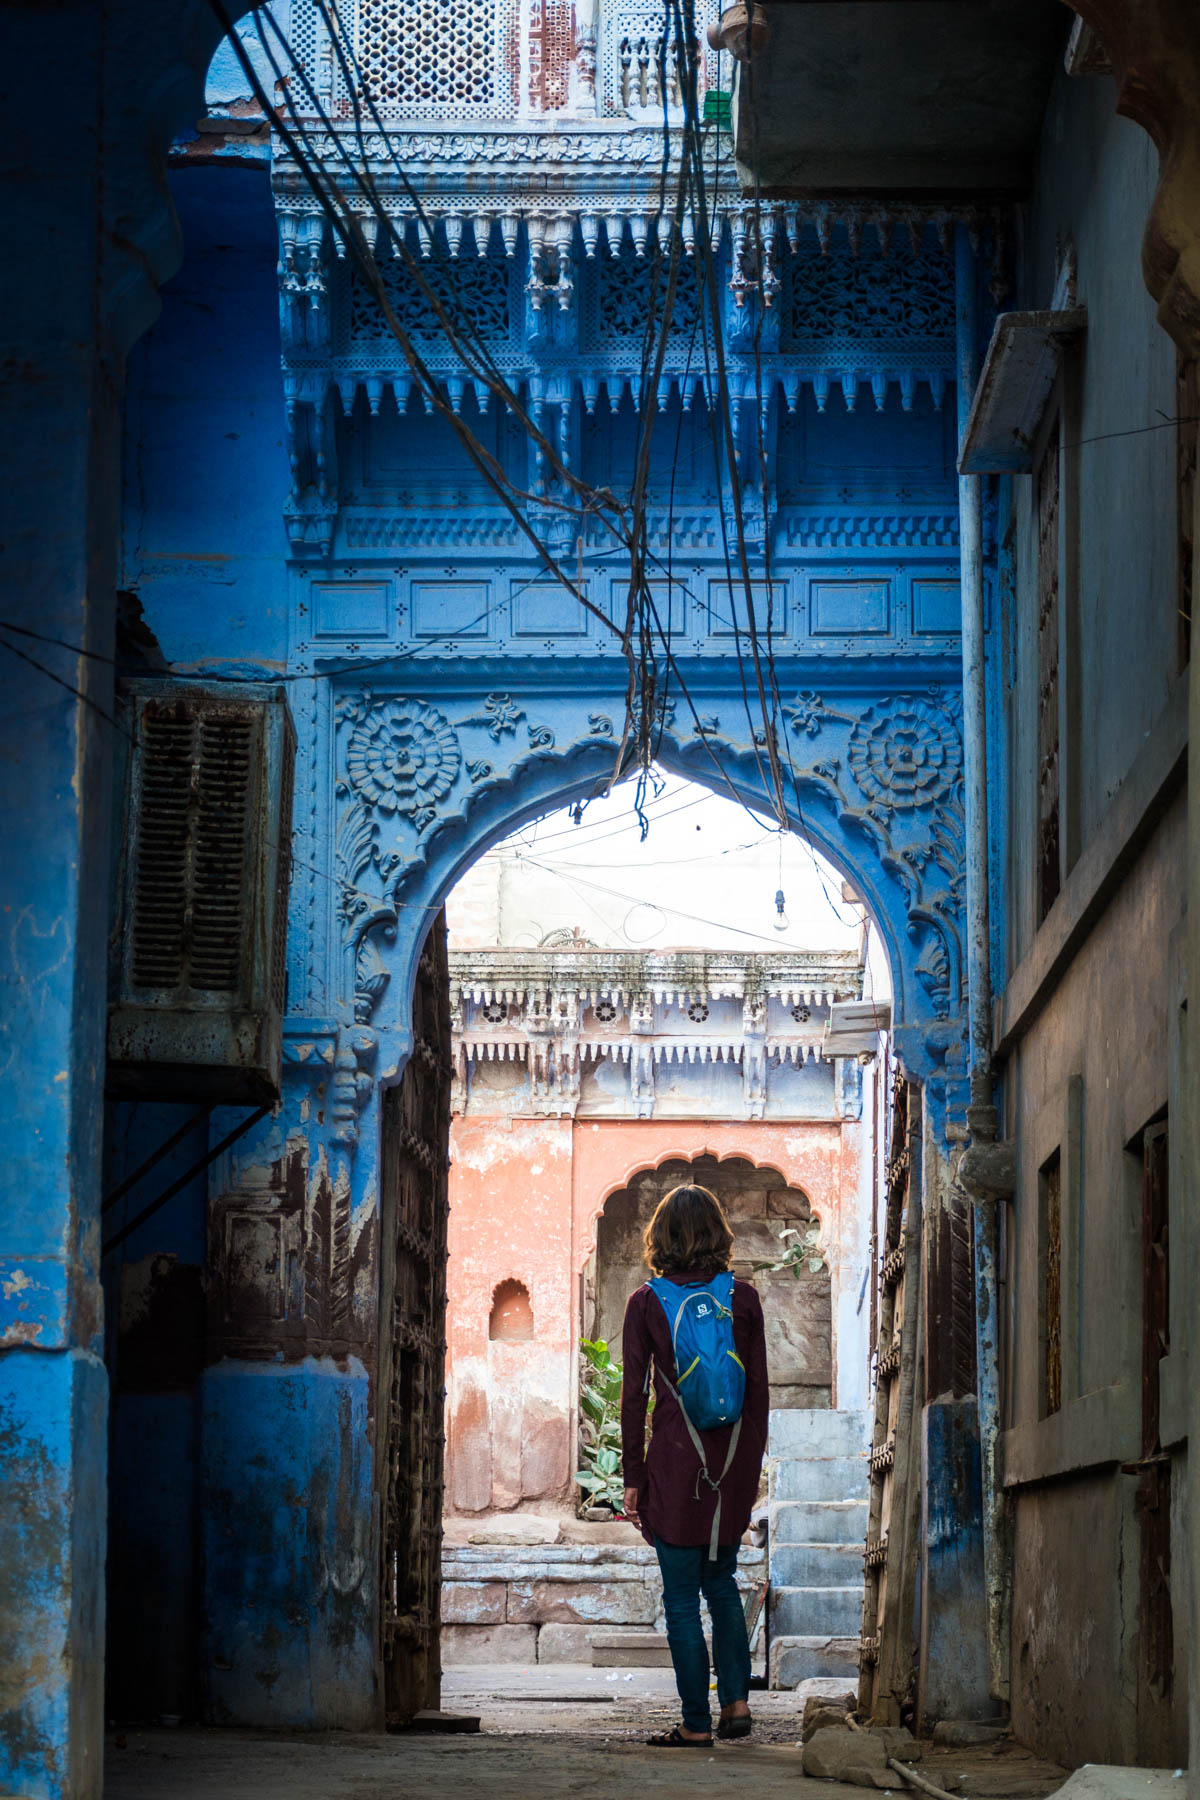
[300,664,969,1164]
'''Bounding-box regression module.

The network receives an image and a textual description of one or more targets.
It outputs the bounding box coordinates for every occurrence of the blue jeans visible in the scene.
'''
[654,1537,752,1734]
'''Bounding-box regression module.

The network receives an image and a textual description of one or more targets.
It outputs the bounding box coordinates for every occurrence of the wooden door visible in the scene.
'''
[379,912,452,1727]
[859,1068,924,1722]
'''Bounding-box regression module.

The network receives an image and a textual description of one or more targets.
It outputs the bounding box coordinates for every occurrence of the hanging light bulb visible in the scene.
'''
[772,832,790,931]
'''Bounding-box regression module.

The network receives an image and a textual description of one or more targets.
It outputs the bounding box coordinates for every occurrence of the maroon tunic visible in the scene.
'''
[620,1270,769,1549]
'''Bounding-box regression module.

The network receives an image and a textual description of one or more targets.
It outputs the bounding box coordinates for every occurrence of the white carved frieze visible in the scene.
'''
[442,944,863,1120]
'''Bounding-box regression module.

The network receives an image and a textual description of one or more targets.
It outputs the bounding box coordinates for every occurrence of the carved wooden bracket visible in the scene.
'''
[1064,0,1200,355]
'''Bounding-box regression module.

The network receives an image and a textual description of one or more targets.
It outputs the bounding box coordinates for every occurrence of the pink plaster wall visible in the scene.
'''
[446,1116,576,1513]
[445,1114,863,1513]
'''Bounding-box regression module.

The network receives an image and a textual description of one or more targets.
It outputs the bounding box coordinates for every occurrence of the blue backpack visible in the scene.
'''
[648,1270,746,1430]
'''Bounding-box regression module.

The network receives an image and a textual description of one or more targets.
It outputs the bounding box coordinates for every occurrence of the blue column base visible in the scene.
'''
[918,1397,998,1728]
[0,1347,108,1800]
[200,1358,378,1729]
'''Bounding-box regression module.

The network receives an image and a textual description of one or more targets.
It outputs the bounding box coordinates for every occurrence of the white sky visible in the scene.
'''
[446,767,869,958]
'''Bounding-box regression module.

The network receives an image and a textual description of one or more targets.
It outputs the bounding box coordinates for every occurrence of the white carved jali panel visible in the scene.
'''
[599,0,720,114]
[353,0,521,117]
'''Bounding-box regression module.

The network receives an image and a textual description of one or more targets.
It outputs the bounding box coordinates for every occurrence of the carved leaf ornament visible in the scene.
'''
[345,698,462,820]
[780,689,964,1020]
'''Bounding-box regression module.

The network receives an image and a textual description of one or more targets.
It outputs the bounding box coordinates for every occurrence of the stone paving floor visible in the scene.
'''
[103,1665,1070,1800]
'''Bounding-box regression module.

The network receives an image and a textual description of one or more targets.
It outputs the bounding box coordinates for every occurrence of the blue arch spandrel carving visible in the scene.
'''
[318,672,969,1109]
[379,739,909,1034]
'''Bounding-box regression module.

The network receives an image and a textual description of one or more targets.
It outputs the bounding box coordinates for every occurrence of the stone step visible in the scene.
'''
[444,1544,766,1575]
[769,1541,865,1588]
[768,1634,862,1690]
[443,1559,663,1587]
[445,1543,659,1567]
[769,1408,871,1459]
[769,1584,864,1638]
[591,1631,673,1668]
[769,1454,870,1504]
[770,1499,869,1545]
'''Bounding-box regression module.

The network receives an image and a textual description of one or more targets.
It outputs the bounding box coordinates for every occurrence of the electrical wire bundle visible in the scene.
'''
[208,0,805,841]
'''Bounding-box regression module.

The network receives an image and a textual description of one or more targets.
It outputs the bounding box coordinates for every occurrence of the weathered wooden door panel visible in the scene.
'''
[860,1069,923,1723]
[379,912,452,1727]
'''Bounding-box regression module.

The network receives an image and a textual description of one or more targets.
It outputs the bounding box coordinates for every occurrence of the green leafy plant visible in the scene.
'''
[575,1336,628,1514]
[751,1217,828,1280]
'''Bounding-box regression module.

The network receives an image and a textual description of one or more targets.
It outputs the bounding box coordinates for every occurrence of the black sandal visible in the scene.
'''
[646,1727,713,1748]
[716,1713,752,1740]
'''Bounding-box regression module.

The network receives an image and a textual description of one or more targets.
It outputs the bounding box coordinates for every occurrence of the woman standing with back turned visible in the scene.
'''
[620,1183,769,1747]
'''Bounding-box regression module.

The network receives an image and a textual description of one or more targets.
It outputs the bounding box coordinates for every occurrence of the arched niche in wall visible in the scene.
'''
[588,1155,832,1409]
[489,1277,534,1343]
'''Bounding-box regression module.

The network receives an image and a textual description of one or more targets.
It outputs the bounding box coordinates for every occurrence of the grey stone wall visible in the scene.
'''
[994,53,1190,1768]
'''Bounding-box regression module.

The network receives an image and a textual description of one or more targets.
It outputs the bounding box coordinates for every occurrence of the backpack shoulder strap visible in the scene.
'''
[653,1363,743,1562]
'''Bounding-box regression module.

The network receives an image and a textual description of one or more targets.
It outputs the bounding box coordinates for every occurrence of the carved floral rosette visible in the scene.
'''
[345,696,462,822]
[846,697,962,811]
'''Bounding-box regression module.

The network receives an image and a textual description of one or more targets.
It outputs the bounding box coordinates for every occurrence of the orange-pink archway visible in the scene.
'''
[443,1111,871,1518]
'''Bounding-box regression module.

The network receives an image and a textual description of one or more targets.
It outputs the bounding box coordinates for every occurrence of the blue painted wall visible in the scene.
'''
[121,164,291,672]
[106,150,985,1730]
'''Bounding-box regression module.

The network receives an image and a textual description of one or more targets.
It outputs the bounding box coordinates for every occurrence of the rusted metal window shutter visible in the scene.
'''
[108,680,296,1104]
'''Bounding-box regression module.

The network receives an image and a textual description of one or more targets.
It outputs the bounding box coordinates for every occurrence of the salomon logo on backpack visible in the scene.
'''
[648,1271,745,1431]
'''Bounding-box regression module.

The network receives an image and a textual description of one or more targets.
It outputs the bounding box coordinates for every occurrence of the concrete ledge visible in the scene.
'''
[442,1623,538,1665]
[448,1558,661,1585]
[770,1542,866,1586]
[770,1500,869,1545]
[591,1632,673,1668]
[994,675,1187,1059]
[443,1543,766,1570]
[769,1635,861,1688]
[441,1581,507,1625]
[770,1585,864,1637]
[769,1454,870,1503]
[444,1543,659,1567]
[507,1578,658,1625]
[999,1383,1138,1489]
[540,1623,647,1662]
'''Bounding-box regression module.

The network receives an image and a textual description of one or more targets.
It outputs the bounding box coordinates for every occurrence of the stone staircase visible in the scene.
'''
[766,1407,871,1688]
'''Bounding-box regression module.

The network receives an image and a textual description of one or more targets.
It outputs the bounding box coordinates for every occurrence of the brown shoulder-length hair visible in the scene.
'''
[643,1183,734,1277]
